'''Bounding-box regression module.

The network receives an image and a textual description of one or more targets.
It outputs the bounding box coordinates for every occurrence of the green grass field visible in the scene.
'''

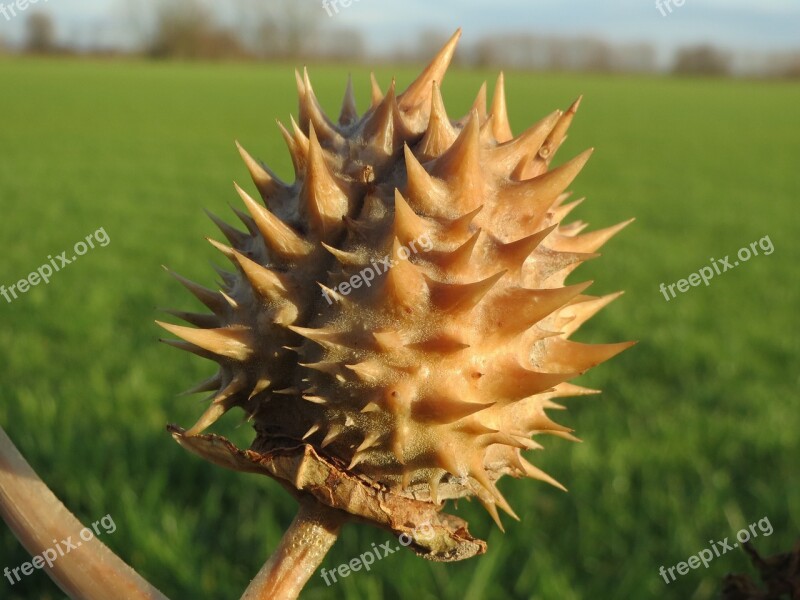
[0,57,798,599]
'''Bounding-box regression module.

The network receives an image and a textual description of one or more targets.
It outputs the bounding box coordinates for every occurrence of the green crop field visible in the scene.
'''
[0,57,798,599]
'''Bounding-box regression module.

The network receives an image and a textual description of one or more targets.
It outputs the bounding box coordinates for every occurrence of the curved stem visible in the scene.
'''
[0,426,169,600]
[241,499,344,600]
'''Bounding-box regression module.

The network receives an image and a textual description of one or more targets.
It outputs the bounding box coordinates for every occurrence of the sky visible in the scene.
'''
[1,0,799,57]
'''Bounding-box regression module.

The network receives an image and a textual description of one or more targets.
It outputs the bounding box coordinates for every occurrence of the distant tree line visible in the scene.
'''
[8,1,800,79]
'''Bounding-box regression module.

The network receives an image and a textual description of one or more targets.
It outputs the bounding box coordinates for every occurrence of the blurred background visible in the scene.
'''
[1,0,800,75]
[1,1,798,599]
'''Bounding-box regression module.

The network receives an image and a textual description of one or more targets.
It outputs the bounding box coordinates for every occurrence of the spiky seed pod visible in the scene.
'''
[160,29,633,537]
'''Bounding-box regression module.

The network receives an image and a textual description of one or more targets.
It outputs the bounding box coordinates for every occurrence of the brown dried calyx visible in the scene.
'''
[159,28,634,553]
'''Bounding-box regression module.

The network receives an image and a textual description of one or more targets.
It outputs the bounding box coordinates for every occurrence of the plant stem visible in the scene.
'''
[241,499,345,600]
[0,426,168,600]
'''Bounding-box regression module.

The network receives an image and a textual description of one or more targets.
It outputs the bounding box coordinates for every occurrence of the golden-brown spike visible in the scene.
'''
[163,267,228,314]
[302,125,349,238]
[356,431,381,453]
[364,79,402,156]
[320,242,362,267]
[339,74,358,126]
[212,373,247,405]
[554,218,635,254]
[505,149,594,217]
[558,220,589,237]
[489,487,519,522]
[235,141,285,201]
[398,28,462,111]
[318,283,346,307]
[495,224,558,270]
[302,394,328,405]
[219,290,238,309]
[179,372,222,396]
[277,119,306,176]
[231,249,291,301]
[384,238,429,314]
[347,450,369,470]
[492,111,561,174]
[490,72,513,143]
[537,249,600,282]
[186,403,228,437]
[288,326,351,351]
[551,196,585,222]
[431,229,481,271]
[412,397,493,423]
[524,409,575,435]
[234,183,313,260]
[158,338,218,361]
[300,361,342,379]
[163,309,220,329]
[475,493,505,532]
[369,72,383,107]
[205,209,249,249]
[206,237,237,264]
[302,423,321,440]
[427,270,506,313]
[156,322,254,361]
[433,110,483,208]
[372,330,405,352]
[300,67,341,145]
[393,188,431,244]
[551,382,602,398]
[519,457,567,492]
[522,95,583,179]
[487,281,593,337]
[546,339,636,374]
[464,81,488,124]
[290,114,310,148]
[372,77,397,139]
[248,377,271,400]
[417,81,458,160]
[559,291,624,337]
[321,423,344,448]
[345,360,385,384]
[444,205,483,241]
[230,205,258,237]
[403,144,447,216]
[482,360,575,402]
[274,387,299,396]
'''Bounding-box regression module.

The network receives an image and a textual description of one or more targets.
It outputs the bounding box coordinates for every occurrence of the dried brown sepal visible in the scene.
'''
[169,425,486,562]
